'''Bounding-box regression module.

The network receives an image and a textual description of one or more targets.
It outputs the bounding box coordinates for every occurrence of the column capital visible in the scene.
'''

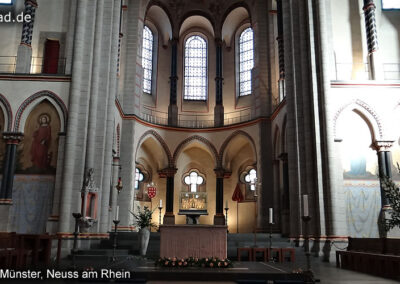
[3,132,24,144]
[371,140,394,152]
[158,167,177,178]
[363,0,376,11]
[26,0,38,8]
[214,168,231,178]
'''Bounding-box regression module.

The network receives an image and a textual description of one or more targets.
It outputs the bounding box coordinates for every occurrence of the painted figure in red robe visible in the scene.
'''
[30,114,51,169]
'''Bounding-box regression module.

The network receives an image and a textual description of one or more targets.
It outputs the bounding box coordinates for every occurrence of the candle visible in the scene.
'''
[225,200,228,208]
[269,208,273,224]
[159,199,162,208]
[303,195,309,217]
[115,205,119,220]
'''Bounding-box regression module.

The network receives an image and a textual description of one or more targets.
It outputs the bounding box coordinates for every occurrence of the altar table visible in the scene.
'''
[159,225,227,259]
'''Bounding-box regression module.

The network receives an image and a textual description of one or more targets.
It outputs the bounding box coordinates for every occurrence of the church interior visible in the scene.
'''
[0,0,399,282]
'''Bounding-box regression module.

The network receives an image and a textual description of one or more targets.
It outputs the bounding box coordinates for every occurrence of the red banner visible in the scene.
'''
[147,186,157,199]
[232,183,244,202]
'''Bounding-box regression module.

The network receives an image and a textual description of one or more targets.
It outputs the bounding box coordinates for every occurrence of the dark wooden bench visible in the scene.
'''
[336,238,400,280]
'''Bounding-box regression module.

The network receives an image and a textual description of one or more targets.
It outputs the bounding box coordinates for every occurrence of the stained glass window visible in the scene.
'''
[239,28,254,96]
[184,35,207,100]
[382,0,400,9]
[184,171,204,192]
[135,168,144,190]
[142,26,154,94]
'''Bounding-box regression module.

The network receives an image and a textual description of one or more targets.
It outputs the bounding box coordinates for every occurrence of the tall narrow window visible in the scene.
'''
[135,168,144,190]
[142,26,154,94]
[239,27,254,96]
[184,35,207,100]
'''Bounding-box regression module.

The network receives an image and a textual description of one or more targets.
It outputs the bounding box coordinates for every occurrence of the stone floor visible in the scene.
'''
[44,253,398,283]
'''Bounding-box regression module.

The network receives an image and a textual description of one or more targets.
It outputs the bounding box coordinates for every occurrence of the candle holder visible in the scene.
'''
[269,222,274,262]
[301,216,315,282]
[224,207,229,233]
[71,212,82,268]
[158,206,163,232]
[111,220,120,262]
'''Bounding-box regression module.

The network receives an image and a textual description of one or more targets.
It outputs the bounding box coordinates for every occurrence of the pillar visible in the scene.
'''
[213,168,230,225]
[159,168,177,224]
[276,0,285,101]
[15,0,38,73]
[168,38,178,126]
[214,38,224,127]
[0,133,23,204]
[372,141,394,207]
[363,0,383,80]
[372,140,394,237]
[279,153,290,236]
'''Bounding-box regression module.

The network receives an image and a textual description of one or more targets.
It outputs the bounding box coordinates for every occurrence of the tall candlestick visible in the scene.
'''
[303,195,309,217]
[159,199,162,208]
[225,200,228,208]
[269,208,273,224]
[115,205,119,220]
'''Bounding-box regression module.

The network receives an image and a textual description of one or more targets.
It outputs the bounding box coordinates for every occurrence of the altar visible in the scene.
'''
[159,225,227,259]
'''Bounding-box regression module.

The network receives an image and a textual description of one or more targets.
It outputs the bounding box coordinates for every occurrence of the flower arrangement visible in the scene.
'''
[155,257,233,268]
[130,206,156,229]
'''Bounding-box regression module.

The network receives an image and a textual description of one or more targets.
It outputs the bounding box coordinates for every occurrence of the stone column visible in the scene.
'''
[279,153,290,235]
[214,38,224,127]
[371,140,394,237]
[0,133,23,204]
[213,169,230,225]
[372,141,394,208]
[159,168,177,224]
[111,156,120,222]
[15,0,38,73]
[276,0,285,101]
[363,0,383,80]
[168,38,178,126]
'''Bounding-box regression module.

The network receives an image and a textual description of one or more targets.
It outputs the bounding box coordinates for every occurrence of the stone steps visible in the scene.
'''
[71,232,295,260]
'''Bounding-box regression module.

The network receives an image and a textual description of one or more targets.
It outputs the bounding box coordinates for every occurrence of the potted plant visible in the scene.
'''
[130,206,156,256]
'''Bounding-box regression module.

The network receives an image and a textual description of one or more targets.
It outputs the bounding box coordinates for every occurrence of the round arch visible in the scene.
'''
[173,135,219,167]
[333,99,384,142]
[0,93,13,132]
[219,130,257,169]
[14,90,67,132]
[135,130,172,168]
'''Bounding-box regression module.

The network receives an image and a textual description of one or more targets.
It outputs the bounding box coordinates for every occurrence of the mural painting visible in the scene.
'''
[10,100,60,234]
[16,101,60,174]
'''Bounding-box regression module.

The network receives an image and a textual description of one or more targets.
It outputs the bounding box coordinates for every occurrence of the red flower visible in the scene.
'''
[209,263,214,267]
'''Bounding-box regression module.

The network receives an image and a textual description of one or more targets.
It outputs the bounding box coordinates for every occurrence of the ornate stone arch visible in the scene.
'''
[14,90,67,132]
[0,93,13,131]
[333,99,384,142]
[219,130,257,168]
[135,130,172,167]
[173,135,219,167]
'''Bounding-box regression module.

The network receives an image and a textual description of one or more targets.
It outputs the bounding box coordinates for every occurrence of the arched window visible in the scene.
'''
[135,168,144,190]
[184,171,204,192]
[239,27,254,96]
[142,25,154,94]
[184,35,207,100]
[244,168,257,191]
